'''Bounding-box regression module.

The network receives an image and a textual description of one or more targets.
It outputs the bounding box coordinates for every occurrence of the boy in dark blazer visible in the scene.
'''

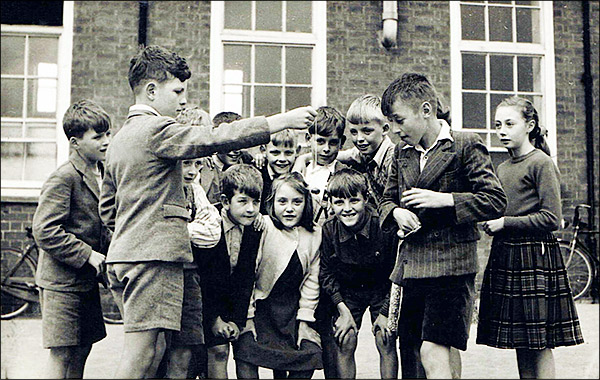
[195,164,264,378]
[99,45,316,378]
[373,73,507,378]
[32,99,111,378]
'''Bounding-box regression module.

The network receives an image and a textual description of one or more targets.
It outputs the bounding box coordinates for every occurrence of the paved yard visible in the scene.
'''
[2,303,598,379]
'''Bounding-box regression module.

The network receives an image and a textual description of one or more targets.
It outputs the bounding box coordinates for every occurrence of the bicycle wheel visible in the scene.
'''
[559,241,593,300]
[99,283,123,324]
[1,248,37,319]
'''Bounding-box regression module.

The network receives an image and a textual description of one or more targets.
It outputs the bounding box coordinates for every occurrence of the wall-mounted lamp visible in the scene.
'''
[381,1,398,50]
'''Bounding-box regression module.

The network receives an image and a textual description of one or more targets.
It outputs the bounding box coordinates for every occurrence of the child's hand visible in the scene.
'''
[252,214,266,231]
[227,322,240,341]
[292,152,311,173]
[266,106,317,132]
[253,152,266,169]
[372,314,393,345]
[240,318,257,341]
[87,250,106,276]
[212,316,233,339]
[392,208,421,235]
[333,303,357,347]
[401,188,454,209]
[482,217,504,235]
[297,321,321,349]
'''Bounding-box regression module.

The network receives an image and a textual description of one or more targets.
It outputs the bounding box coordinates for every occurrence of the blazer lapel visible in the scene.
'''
[70,151,100,200]
[416,139,455,189]
[398,148,420,191]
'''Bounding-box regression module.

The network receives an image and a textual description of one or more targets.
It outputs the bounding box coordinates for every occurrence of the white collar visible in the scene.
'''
[403,119,453,152]
[129,104,161,116]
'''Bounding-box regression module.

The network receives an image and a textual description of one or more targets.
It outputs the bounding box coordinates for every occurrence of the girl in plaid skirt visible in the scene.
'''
[477,97,584,378]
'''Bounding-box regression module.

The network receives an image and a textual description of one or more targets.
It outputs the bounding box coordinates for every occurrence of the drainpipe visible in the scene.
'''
[138,0,148,47]
[381,1,398,50]
[581,1,596,232]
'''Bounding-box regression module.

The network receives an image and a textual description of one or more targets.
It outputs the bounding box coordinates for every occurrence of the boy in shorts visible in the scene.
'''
[196,164,264,378]
[32,99,111,378]
[319,168,399,378]
[374,73,506,378]
[99,45,316,378]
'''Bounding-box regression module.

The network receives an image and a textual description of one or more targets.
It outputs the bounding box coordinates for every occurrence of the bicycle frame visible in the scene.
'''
[1,231,39,303]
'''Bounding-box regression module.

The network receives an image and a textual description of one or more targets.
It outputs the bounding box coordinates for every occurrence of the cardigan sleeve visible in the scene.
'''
[297,229,321,322]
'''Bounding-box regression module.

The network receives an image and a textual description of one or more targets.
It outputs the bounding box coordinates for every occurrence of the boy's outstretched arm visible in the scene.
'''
[450,134,507,224]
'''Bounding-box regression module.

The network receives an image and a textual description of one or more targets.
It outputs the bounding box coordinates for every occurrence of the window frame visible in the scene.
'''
[209,1,327,119]
[450,1,557,161]
[1,1,74,200]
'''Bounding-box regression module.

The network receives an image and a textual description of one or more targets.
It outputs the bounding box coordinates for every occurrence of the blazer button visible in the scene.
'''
[375,251,380,256]
[434,232,440,237]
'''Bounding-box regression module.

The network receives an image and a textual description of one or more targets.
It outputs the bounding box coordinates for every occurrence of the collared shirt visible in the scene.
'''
[319,207,397,305]
[128,103,161,116]
[403,120,454,171]
[221,208,244,272]
[187,182,222,249]
[347,136,396,206]
[304,159,337,204]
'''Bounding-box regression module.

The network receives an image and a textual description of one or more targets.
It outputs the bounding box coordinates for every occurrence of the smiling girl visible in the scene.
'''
[234,172,323,378]
[477,96,584,378]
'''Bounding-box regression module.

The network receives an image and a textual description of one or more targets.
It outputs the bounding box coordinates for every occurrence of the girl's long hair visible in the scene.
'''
[265,172,315,232]
[498,96,551,156]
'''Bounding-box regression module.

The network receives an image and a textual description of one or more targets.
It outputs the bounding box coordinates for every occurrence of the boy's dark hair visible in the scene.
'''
[213,111,242,128]
[326,168,369,199]
[63,99,111,139]
[265,172,315,232]
[221,164,263,201]
[128,45,191,93]
[381,73,444,121]
[308,106,345,138]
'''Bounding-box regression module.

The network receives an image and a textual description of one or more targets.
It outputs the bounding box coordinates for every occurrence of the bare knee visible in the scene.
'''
[208,344,229,363]
[339,330,358,356]
[48,346,73,364]
[375,330,396,354]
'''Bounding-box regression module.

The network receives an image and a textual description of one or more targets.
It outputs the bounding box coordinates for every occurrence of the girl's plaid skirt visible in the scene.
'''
[476,232,584,350]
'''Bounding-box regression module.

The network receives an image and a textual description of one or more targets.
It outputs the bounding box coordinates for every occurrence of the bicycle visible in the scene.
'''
[558,204,599,300]
[1,226,123,323]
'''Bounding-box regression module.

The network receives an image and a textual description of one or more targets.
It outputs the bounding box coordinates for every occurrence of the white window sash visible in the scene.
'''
[450,1,556,161]
[0,1,73,199]
[210,1,326,118]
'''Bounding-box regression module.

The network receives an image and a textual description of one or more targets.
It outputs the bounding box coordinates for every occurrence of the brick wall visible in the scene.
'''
[70,1,211,132]
[1,202,37,253]
[327,0,451,137]
[553,1,600,241]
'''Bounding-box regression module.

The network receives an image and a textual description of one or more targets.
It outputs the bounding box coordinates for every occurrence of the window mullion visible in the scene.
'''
[513,55,518,95]
[484,3,489,42]
[282,1,287,32]
[251,1,256,31]
[250,44,256,118]
[281,46,286,113]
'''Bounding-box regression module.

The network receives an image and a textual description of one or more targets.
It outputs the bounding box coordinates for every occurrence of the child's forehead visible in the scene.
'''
[232,189,258,200]
[267,141,296,150]
[348,119,384,129]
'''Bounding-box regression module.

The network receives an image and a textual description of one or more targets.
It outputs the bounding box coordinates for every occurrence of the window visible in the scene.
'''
[1,1,73,198]
[210,1,326,147]
[450,1,556,166]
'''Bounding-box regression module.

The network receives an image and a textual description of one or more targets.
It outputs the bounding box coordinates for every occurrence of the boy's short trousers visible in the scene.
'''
[398,273,476,351]
[107,261,184,333]
[320,285,388,336]
[171,269,204,346]
[40,286,106,348]
[341,286,389,333]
